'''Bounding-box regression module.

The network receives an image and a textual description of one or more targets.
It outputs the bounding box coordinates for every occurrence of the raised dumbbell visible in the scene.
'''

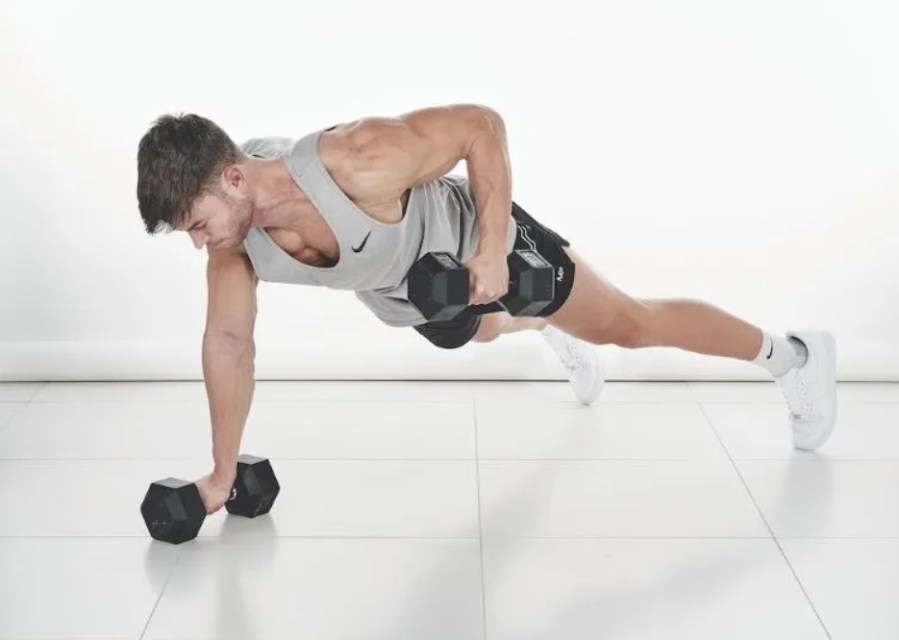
[407,249,556,322]
[140,454,280,544]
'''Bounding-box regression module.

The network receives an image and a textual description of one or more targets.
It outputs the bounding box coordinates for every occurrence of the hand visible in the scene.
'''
[196,470,236,515]
[466,247,510,306]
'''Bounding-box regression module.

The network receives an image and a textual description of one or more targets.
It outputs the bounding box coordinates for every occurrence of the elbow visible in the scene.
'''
[452,103,505,136]
[474,105,505,137]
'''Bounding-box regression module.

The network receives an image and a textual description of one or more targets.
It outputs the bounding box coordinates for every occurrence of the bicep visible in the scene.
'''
[204,248,258,341]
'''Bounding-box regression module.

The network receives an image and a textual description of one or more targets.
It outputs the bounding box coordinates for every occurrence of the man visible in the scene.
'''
[136,104,837,513]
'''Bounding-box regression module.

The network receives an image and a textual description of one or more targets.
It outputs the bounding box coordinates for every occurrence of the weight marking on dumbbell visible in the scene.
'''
[518,249,550,269]
[435,253,458,270]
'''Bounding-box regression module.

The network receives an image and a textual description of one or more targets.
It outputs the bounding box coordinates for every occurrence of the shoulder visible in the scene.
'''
[317,117,415,161]
[316,116,424,184]
[314,105,496,200]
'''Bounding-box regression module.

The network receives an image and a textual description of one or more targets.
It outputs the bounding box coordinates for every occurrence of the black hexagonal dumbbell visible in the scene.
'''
[224,454,280,517]
[140,454,280,545]
[407,249,556,322]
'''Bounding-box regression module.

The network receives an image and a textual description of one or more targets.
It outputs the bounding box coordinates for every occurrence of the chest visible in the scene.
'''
[255,189,411,268]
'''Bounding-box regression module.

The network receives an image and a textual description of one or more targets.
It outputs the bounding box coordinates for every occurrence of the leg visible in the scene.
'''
[466,197,834,449]
[470,312,548,343]
[470,306,605,407]
[549,247,767,361]
[549,247,837,450]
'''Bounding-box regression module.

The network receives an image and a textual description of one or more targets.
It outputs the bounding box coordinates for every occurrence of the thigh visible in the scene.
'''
[548,247,651,345]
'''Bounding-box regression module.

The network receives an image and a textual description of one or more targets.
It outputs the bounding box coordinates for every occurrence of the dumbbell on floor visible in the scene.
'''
[407,249,556,322]
[140,454,280,545]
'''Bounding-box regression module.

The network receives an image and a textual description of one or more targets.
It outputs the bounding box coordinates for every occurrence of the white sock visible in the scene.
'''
[753,332,809,377]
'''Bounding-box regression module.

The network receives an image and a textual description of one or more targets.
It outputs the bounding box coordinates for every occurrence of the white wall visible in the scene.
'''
[1,0,897,382]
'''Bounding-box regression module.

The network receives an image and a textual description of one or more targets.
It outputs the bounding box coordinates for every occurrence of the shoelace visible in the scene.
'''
[785,375,812,419]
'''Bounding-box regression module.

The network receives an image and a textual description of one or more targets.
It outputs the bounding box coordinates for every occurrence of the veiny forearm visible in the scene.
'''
[467,110,513,254]
[202,334,255,477]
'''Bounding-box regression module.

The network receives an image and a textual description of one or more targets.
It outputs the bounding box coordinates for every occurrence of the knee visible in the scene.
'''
[610,305,655,349]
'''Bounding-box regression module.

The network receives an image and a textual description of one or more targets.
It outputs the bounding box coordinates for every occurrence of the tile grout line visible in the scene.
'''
[3,381,894,639]
[13,457,899,463]
[696,400,834,640]
[139,549,182,640]
[2,534,897,540]
[0,382,44,429]
[472,395,490,640]
[29,382,47,402]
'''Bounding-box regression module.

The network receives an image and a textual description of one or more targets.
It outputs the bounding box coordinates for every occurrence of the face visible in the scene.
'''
[181,166,253,250]
[183,193,252,250]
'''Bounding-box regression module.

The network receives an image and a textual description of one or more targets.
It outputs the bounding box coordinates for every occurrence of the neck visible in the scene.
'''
[247,158,310,229]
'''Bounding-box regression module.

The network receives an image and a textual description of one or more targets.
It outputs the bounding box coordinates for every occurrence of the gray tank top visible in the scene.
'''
[240,130,517,327]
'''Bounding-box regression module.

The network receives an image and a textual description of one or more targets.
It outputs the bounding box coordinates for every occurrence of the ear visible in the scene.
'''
[220,163,248,196]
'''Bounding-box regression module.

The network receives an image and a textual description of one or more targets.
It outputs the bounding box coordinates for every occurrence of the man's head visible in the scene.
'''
[136,113,253,250]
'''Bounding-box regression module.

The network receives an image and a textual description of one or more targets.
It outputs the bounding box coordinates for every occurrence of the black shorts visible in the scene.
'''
[413,202,576,349]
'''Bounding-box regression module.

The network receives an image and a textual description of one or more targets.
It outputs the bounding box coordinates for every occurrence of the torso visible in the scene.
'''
[237,122,411,268]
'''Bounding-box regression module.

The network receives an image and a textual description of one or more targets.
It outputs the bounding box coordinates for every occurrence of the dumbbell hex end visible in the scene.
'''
[407,252,469,322]
[140,478,205,545]
[226,455,281,517]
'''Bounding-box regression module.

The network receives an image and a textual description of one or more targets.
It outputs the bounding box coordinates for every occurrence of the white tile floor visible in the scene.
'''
[0,380,896,639]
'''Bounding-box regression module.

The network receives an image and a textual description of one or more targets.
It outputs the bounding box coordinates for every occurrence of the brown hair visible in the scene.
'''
[136,113,242,234]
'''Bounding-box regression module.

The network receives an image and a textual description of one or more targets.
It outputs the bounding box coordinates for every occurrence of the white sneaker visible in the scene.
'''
[774,329,838,451]
[541,326,605,405]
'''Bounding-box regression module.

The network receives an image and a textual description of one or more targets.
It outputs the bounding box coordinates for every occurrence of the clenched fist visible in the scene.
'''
[195,470,236,514]
[466,249,510,306]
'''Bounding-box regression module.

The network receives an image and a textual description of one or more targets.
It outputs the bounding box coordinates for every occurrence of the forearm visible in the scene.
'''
[467,110,512,254]
[202,334,255,478]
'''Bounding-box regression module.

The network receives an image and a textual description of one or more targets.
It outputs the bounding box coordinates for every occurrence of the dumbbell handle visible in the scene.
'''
[469,249,555,316]
[407,249,554,322]
[465,270,526,315]
[468,298,513,315]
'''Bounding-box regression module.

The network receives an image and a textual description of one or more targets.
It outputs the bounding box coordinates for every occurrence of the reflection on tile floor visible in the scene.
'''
[1,380,895,639]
